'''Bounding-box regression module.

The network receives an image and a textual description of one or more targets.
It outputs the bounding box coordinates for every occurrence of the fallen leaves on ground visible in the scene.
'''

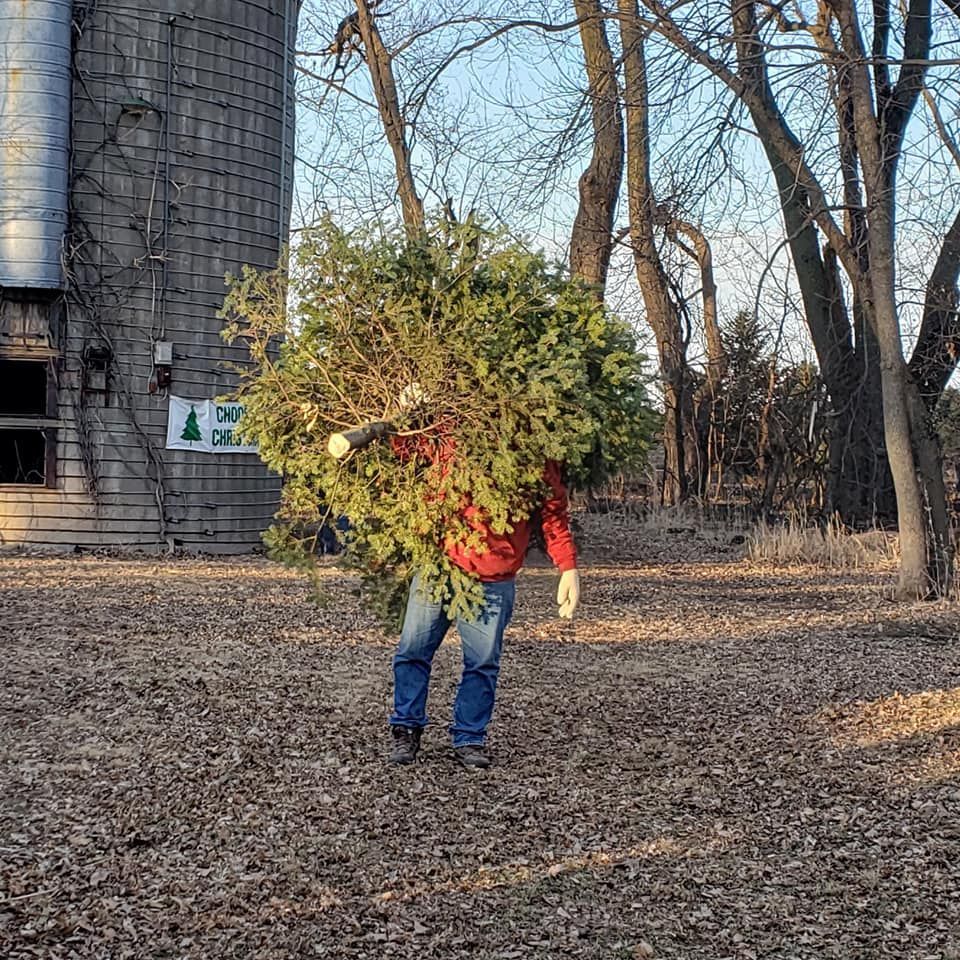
[1,522,959,959]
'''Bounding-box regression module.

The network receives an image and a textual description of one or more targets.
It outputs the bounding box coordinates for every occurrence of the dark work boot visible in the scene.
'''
[389,725,421,765]
[453,744,490,770]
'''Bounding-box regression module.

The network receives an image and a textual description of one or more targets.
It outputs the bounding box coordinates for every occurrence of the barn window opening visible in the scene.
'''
[0,357,57,487]
[0,430,47,484]
[0,359,48,416]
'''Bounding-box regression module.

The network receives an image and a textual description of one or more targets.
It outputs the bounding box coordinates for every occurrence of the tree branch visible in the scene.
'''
[354,0,424,230]
[880,0,931,163]
[871,0,891,97]
[569,0,625,291]
[407,16,589,116]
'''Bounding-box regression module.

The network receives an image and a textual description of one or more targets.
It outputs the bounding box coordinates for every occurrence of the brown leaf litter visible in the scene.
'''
[1,522,959,959]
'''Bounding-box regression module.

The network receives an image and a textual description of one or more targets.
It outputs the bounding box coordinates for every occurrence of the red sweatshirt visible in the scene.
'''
[391,435,577,582]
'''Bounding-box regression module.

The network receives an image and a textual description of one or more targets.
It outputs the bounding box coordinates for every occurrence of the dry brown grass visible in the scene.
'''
[747,515,900,569]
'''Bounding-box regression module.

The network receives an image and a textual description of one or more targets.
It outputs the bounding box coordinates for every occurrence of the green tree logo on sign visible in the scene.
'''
[181,405,202,443]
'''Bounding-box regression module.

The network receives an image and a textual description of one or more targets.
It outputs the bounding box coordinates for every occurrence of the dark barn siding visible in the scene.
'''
[0,0,297,551]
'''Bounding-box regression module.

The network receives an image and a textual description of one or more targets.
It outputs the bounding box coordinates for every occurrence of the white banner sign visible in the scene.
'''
[166,396,257,454]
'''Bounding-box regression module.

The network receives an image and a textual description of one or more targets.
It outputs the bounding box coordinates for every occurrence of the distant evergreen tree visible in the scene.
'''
[713,312,828,510]
[715,312,771,479]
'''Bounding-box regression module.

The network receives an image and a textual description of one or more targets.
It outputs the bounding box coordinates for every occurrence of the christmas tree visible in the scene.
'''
[222,216,658,626]
[181,406,202,443]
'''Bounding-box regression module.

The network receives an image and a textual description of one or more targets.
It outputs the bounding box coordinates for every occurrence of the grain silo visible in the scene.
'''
[0,0,298,551]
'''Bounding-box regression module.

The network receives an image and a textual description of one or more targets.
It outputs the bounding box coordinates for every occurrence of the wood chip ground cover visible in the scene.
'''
[2,524,959,959]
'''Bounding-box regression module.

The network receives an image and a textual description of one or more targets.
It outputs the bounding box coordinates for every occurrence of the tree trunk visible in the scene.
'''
[569,0,624,293]
[906,381,953,589]
[662,214,725,497]
[619,0,689,505]
[354,0,424,231]
[829,0,950,596]
[756,361,786,516]
[907,0,960,403]
[820,245,895,523]
[727,0,889,524]
[909,207,960,405]
[870,218,938,597]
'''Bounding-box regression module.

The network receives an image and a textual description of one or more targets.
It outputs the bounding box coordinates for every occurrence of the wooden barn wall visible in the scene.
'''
[0,0,296,551]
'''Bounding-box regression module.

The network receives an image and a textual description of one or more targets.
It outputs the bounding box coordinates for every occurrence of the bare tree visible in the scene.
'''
[568,1,728,504]
[634,0,960,595]
[824,0,950,594]
[296,3,597,231]
[657,206,727,497]
[618,0,696,505]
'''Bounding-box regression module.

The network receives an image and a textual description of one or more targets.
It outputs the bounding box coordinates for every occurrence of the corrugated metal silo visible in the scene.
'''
[0,0,299,551]
[0,0,71,289]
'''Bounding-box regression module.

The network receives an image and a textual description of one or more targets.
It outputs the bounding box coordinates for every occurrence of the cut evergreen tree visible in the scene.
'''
[222,217,658,626]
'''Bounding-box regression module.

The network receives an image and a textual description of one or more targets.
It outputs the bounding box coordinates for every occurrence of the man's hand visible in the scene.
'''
[557,568,580,619]
[395,382,429,415]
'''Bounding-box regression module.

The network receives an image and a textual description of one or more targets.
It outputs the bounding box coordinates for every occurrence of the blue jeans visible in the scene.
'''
[390,573,516,747]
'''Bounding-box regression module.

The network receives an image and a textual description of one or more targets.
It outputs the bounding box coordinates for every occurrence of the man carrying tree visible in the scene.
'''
[223,219,654,773]
[390,466,579,769]
[389,485,578,769]
[328,413,581,769]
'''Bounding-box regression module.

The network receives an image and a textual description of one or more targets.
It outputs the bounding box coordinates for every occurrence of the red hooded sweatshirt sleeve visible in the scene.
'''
[537,460,578,574]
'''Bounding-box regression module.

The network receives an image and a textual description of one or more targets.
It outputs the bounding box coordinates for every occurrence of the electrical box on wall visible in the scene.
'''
[153,341,173,366]
[82,344,112,403]
[153,340,173,390]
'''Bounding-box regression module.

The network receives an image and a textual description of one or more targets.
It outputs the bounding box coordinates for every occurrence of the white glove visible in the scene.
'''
[396,382,429,413]
[557,569,580,619]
